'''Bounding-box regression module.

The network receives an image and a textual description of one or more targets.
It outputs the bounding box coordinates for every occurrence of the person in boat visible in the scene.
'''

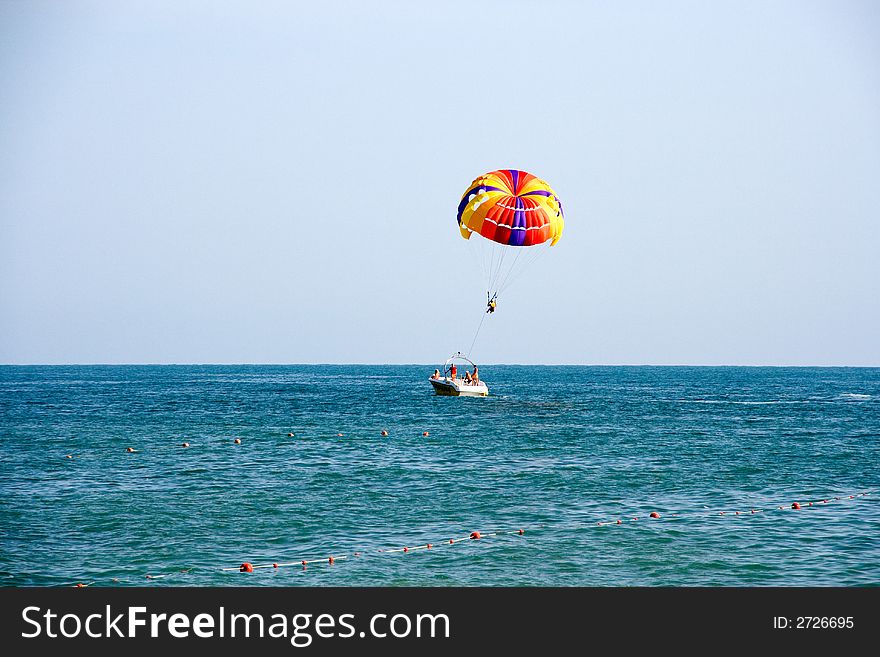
[471,364,479,384]
[464,370,473,385]
[431,369,441,380]
[450,363,457,380]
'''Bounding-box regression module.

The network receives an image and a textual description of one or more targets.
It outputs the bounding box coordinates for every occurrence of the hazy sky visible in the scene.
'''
[1,0,878,365]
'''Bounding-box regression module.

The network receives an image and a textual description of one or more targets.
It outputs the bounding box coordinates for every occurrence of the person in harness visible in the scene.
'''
[486,292,497,314]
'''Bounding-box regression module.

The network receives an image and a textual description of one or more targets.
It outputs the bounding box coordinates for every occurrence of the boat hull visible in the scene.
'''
[429,378,488,397]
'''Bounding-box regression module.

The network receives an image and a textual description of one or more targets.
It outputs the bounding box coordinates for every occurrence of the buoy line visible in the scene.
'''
[94,428,431,457]
[225,492,873,576]
[57,490,873,586]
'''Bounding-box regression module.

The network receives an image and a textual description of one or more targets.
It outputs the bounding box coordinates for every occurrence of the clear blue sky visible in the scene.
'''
[1,0,878,365]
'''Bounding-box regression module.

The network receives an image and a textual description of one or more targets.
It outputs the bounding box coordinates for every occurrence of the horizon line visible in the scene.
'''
[1,362,879,368]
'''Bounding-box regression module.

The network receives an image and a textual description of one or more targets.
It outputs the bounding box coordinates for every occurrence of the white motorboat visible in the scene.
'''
[428,352,488,397]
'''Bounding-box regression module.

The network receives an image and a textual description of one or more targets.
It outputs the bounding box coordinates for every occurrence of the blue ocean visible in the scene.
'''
[1,365,877,586]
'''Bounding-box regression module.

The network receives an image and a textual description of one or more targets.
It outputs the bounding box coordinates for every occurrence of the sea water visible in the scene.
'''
[1,365,878,586]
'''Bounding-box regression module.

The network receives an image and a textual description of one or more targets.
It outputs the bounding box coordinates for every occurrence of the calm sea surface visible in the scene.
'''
[1,365,878,586]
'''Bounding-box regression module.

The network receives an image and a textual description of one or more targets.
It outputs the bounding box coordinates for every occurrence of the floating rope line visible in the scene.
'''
[221,491,873,576]
[58,491,871,586]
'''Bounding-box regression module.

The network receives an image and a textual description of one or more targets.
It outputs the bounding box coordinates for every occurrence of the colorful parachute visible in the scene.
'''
[455,169,564,312]
[457,169,564,247]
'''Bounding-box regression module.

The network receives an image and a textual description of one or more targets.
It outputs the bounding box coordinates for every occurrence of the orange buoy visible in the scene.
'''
[403,547,409,553]
[126,447,135,453]
[182,442,189,448]
[616,519,622,524]
[287,433,294,437]
[426,543,432,549]
[381,430,389,436]
[240,562,254,573]
[791,502,801,510]
[649,512,660,519]
[354,552,360,557]
[328,556,334,565]
[337,433,343,437]
[65,455,73,459]
[75,583,85,588]
[720,511,725,515]
[273,563,278,568]
[423,431,429,436]
[301,560,307,566]
[449,539,454,544]
[234,438,241,444]
[735,511,740,516]
[519,528,525,534]
[632,517,638,521]
[470,531,481,540]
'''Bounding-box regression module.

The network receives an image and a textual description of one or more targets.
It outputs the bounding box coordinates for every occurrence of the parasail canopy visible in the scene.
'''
[456,169,564,247]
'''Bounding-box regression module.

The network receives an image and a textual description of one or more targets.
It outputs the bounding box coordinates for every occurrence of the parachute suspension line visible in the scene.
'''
[478,234,490,287]
[486,242,497,297]
[497,241,553,296]
[489,246,509,299]
[475,239,497,307]
[493,245,526,297]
